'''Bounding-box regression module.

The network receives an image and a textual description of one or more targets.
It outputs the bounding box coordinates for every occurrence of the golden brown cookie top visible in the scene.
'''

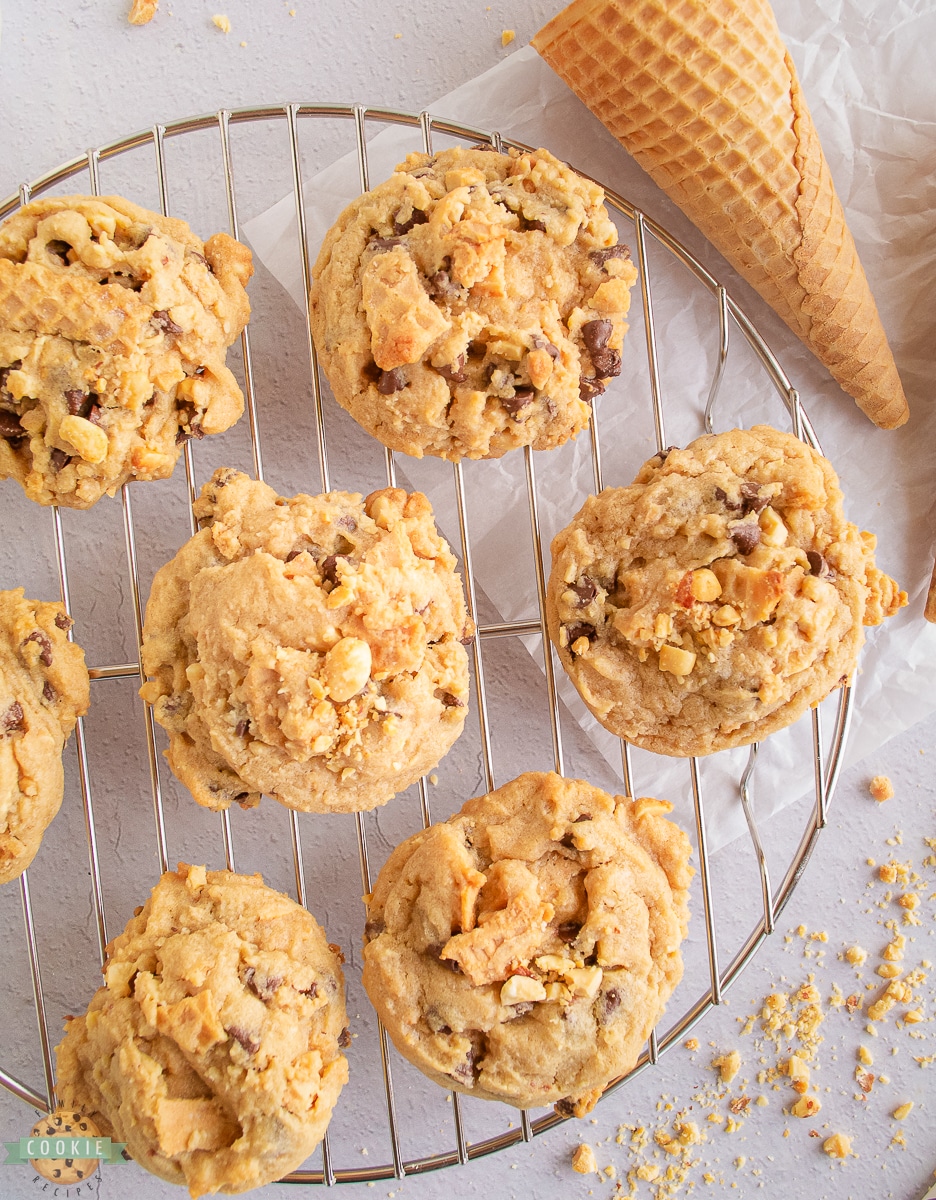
[141,469,473,814]
[54,863,349,1199]
[547,425,907,756]
[310,145,637,460]
[363,771,692,1114]
[0,194,252,507]
[0,587,89,884]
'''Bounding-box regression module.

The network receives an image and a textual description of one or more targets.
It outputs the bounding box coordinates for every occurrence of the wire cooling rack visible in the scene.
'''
[0,105,853,1186]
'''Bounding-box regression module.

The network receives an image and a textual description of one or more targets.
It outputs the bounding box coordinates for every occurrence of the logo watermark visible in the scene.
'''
[4,1110,128,1190]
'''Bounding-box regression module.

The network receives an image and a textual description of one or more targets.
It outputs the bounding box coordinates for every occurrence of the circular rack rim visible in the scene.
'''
[0,102,853,1186]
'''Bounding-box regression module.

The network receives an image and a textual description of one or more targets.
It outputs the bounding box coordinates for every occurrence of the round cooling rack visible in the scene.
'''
[0,105,853,1186]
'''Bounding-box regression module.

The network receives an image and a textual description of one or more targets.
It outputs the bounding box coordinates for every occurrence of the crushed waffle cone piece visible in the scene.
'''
[532,0,908,429]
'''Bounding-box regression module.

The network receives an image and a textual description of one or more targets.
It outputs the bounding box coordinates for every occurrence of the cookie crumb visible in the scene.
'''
[892,1101,913,1120]
[212,13,231,32]
[128,0,158,22]
[713,1049,741,1083]
[869,775,894,802]
[845,944,867,965]
[821,1132,852,1159]
[571,1143,598,1174]
[501,28,516,45]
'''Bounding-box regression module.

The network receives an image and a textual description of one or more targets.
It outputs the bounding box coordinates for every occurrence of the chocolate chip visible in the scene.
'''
[337,514,357,532]
[554,1098,576,1118]
[532,335,560,361]
[574,813,592,822]
[54,612,73,631]
[42,681,56,703]
[152,309,183,337]
[426,269,460,301]
[565,622,595,647]
[367,235,403,251]
[806,550,830,577]
[590,244,631,270]
[508,1002,535,1018]
[320,555,344,587]
[503,387,535,417]
[0,411,24,442]
[234,719,249,738]
[285,550,303,563]
[227,1026,260,1056]
[436,690,465,708]
[436,355,467,384]
[652,445,679,463]
[25,631,53,666]
[245,968,282,1001]
[50,448,71,471]
[377,367,407,394]
[436,950,462,974]
[714,486,740,511]
[65,389,88,416]
[591,347,622,378]
[338,1027,352,1049]
[557,921,581,943]
[521,217,547,233]
[740,481,768,514]
[578,377,605,404]
[393,208,429,236]
[730,522,761,555]
[582,319,612,354]
[2,702,24,735]
[570,576,597,604]
[299,981,319,999]
[451,1048,476,1084]
[599,987,622,1024]
[364,918,385,942]
[559,833,577,850]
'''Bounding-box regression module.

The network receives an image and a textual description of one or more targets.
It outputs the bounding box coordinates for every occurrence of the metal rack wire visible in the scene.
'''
[0,105,853,1184]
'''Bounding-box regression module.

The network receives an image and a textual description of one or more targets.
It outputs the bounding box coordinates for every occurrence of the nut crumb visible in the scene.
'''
[212,14,231,32]
[892,1101,914,1120]
[713,1049,741,1084]
[822,1132,853,1159]
[128,0,158,22]
[869,775,894,802]
[501,29,516,46]
[571,1143,597,1174]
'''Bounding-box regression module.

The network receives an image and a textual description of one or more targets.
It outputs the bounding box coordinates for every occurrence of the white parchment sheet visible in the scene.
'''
[244,8,936,850]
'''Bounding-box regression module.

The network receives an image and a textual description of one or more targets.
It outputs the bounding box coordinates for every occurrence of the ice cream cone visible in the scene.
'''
[532,0,908,429]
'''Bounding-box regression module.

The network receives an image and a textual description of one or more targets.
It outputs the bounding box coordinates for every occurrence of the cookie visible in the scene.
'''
[140,469,473,814]
[362,771,692,1114]
[546,425,907,757]
[55,863,350,1199]
[0,588,89,884]
[0,194,252,508]
[310,145,637,460]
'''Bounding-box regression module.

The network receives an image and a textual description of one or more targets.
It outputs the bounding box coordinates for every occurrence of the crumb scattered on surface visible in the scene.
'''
[870,775,894,802]
[501,29,516,45]
[713,1049,741,1084]
[128,0,158,23]
[571,1143,598,1174]
[892,1101,914,1120]
[212,14,231,32]
[822,1132,853,1159]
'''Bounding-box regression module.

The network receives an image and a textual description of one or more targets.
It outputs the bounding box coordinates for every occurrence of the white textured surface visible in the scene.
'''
[0,3,934,1200]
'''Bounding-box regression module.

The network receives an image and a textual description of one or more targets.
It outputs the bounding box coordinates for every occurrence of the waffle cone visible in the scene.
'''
[532,0,908,428]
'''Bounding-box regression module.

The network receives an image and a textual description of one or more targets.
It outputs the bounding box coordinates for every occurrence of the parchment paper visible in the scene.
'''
[243,7,936,849]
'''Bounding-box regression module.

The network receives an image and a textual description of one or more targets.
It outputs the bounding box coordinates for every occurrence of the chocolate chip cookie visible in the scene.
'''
[547,426,907,757]
[55,863,349,1199]
[362,771,692,1114]
[0,194,252,508]
[310,145,637,460]
[140,469,474,814]
[0,588,89,884]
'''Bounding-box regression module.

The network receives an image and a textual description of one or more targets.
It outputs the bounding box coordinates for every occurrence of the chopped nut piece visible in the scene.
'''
[212,14,231,32]
[791,1095,821,1118]
[869,775,894,802]
[500,974,547,1005]
[571,1143,597,1174]
[501,28,516,46]
[785,1053,810,1093]
[857,1045,873,1066]
[892,1101,913,1120]
[129,0,158,23]
[845,945,867,965]
[659,643,696,676]
[690,568,722,602]
[821,1132,852,1159]
[713,1050,741,1084]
